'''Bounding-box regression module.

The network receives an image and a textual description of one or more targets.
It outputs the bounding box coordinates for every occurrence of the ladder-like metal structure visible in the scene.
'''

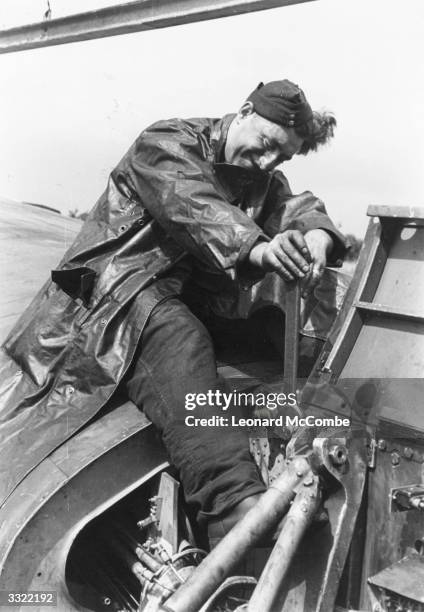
[307,205,424,383]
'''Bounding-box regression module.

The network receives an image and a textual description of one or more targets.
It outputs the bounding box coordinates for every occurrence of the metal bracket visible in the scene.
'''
[391,484,424,512]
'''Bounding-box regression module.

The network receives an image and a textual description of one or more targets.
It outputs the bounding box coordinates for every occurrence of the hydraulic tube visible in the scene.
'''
[164,455,312,612]
[247,475,321,611]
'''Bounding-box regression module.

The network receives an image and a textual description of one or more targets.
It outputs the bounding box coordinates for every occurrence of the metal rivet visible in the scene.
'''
[391,451,400,466]
[65,385,75,396]
[403,447,413,459]
[119,225,127,233]
[100,318,107,326]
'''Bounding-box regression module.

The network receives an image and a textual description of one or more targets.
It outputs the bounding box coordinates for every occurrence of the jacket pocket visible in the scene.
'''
[51,266,96,307]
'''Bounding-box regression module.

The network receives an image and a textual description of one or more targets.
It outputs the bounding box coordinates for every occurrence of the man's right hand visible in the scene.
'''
[248,229,311,281]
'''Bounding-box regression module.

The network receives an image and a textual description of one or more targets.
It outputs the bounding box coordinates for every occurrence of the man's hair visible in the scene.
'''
[295,111,337,155]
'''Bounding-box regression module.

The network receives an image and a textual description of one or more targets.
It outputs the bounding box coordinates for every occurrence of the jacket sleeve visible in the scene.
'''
[262,171,348,265]
[119,119,267,280]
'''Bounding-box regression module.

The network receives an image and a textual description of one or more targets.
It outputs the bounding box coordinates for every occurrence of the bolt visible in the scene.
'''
[377,439,387,451]
[391,452,400,466]
[301,505,308,513]
[296,470,304,478]
[329,445,348,466]
[403,447,413,460]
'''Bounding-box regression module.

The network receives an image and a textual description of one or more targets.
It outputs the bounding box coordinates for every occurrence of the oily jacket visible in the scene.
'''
[0,114,346,507]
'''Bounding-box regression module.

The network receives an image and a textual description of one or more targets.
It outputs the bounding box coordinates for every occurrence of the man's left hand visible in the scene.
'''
[301,229,334,297]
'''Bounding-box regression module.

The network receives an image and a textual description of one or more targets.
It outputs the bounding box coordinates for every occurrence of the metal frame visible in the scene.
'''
[0,0,316,54]
[317,205,424,381]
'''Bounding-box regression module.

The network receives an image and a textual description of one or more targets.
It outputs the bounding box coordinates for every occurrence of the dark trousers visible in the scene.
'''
[124,297,323,525]
[124,297,268,525]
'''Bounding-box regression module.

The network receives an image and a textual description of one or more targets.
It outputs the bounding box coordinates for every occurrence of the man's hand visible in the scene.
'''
[248,229,311,281]
[301,229,333,297]
[248,228,333,295]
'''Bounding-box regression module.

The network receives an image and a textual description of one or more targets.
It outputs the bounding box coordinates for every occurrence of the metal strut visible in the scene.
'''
[0,0,317,55]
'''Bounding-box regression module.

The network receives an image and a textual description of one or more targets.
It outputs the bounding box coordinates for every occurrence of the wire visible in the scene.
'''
[44,0,52,21]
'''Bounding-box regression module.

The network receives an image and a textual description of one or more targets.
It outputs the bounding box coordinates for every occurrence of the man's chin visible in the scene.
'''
[231,157,260,172]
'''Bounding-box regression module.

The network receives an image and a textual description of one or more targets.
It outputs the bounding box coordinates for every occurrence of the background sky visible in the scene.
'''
[0,0,423,237]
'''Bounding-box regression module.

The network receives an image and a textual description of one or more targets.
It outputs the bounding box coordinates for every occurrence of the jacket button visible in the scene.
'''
[65,385,75,396]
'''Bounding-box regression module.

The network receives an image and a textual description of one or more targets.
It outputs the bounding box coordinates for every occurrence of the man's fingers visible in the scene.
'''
[263,251,294,280]
[301,262,324,297]
[286,230,311,263]
[277,233,310,275]
[274,248,308,278]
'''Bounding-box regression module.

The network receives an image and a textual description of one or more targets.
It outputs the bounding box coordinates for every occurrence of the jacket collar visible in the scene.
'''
[211,114,235,163]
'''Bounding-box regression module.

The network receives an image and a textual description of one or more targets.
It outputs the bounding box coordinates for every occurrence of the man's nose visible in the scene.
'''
[257,152,279,171]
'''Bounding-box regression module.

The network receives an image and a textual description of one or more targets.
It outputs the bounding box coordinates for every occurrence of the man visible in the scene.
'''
[0,80,346,542]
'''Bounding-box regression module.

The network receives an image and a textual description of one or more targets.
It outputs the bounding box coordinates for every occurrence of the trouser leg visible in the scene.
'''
[124,298,266,526]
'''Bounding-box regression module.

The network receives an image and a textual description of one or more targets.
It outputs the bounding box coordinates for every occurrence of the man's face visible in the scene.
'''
[225,103,304,173]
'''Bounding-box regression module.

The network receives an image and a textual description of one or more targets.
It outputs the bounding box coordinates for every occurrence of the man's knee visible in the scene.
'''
[124,297,218,422]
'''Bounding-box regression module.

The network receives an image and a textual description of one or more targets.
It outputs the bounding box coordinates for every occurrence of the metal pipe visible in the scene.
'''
[136,546,163,573]
[283,281,301,396]
[164,455,312,612]
[247,476,321,611]
[0,0,317,55]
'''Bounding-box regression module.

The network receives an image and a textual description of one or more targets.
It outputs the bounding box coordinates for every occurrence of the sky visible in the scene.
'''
[0,0,423,237]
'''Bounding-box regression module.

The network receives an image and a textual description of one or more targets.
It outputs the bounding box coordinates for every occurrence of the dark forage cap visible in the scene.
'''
[247,80,313,129]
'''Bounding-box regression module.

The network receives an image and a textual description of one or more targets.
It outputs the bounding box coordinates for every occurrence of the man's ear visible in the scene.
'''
[238,101,254,119]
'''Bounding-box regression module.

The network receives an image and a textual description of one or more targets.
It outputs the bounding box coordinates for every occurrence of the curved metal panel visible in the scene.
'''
[0,401,167,611]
